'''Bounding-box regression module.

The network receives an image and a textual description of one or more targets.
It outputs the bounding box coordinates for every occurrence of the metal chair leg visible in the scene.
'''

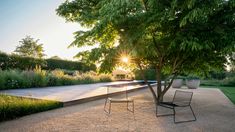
[190,105,197,121]
[156,105,174,117]
[174,106,197,124]
[127,101,129,110]
[127,101,134,113]
[156,104,158,117]
[108,101,111,114]
[104,98,108,113]
[132,101,134,113]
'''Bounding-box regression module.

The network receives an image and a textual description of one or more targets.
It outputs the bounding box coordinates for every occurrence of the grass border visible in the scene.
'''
[0,94,63,122]
[200,86,235,104]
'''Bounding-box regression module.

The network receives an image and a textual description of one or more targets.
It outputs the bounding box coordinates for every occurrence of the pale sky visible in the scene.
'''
[0,0,92,60]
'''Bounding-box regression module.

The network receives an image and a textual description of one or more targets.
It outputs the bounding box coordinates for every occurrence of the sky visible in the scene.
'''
[0,0,92,60]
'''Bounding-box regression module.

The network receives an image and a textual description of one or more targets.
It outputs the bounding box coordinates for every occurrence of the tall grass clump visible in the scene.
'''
[99,74,113,82]
[21,66,48,87]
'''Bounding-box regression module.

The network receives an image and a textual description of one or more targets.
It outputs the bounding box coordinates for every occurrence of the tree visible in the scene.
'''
[230,52,235,71]
[50,56,62,60]
[14,36,46,58]
[57,0,235,105]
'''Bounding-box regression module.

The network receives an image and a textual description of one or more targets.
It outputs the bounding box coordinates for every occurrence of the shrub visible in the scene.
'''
[99,74,113,82]
[81,73,98,84]
[134,69,156,80]
[222,76,235,86]
[20,71,33,88]
[47,75,60,86]
[200,79,222,86]
[31,66,48,87]
[0,69,113,90]
[0,70,5,89]
[60,75,76,85]
[1,70,26,89]
[50,69,64,78]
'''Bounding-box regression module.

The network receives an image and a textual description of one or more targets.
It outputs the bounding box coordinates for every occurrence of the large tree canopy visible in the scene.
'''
[57,0,235,103]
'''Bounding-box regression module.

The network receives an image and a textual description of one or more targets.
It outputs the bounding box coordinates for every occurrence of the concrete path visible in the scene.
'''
[0,87,234,132]
[0,81,152,104]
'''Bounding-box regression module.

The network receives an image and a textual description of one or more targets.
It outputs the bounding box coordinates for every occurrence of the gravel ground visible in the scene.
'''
[0,87,235,132]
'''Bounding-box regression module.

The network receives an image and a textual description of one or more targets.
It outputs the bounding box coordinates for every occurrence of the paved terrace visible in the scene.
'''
[0,87,235,132]
[0,81,156,105]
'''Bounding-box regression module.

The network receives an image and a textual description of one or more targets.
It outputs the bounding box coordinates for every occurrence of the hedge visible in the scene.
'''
[0,52,96,71]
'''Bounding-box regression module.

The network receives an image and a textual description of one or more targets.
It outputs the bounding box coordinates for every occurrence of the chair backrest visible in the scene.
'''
[172,90,193,106]
[106,85,128,99]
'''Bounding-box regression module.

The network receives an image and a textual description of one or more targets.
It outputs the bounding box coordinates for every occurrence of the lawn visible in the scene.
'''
[201,86,235,104]
[0,94,63,122]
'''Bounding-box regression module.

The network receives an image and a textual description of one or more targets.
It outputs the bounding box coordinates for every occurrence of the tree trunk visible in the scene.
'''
[137,63,158,103]
[156,67,163,103]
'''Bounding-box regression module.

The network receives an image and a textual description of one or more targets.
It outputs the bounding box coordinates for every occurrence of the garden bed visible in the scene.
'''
[0,94,63,122]
[0,69,112,90]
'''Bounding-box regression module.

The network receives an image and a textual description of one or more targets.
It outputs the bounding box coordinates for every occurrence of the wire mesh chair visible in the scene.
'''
[156,90,196,123]
[104,85,134,114]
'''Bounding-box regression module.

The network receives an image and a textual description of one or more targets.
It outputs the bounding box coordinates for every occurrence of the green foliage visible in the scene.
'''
[201,72,235,87]
[0,69,113,90]
[222,76,235,86]
[186,75,200,80]
[45,58,96,71]
[57,0,235,75]
[175,76,186,80]
[200,80,222,86]
[207,71,227,80]
[14,36,45,58]
[0,52,96,72]
[0,94,63,122]
[99,74,113,82]
[0,70,24,89]
[0,52,46,70]
[31,66,48,87]
[57,0,235,100]
[47,75,64,86]
[134,69,156,80]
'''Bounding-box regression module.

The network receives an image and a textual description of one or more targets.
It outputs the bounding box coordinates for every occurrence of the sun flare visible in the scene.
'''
[121,56,129,63]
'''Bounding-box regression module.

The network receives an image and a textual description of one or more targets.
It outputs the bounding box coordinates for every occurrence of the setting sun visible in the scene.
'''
[121,56,129,63]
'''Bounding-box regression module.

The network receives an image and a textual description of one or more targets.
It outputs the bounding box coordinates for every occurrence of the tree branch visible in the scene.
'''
[142,0,149,11]
[136,60,158,102]
[162,73,177,95]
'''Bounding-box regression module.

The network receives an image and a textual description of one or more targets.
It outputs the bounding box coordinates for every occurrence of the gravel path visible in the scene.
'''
[0,87,235,132]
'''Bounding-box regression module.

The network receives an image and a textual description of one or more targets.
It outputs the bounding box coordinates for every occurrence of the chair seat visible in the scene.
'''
[159,102,178,108]
[108,97,133,102]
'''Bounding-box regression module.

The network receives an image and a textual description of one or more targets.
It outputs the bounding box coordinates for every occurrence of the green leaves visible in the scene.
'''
[57,0,235,76]
[14,36,45,59]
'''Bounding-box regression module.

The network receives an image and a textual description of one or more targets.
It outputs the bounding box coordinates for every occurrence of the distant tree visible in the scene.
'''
[14,36,45,58]
[230,53,235,72]
[50,56,62,60]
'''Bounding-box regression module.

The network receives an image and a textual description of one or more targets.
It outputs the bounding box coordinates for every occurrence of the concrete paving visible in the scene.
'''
[0,87,234,132]
[0,81,153,104]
